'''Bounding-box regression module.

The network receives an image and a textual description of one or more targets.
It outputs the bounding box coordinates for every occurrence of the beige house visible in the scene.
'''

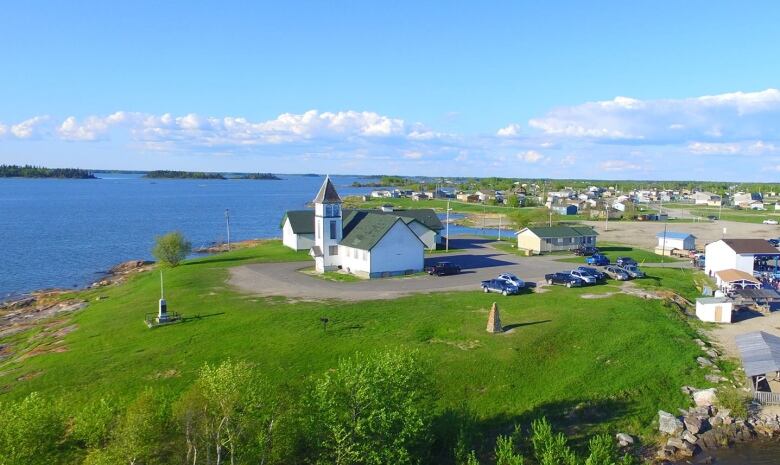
[515,226,598,254]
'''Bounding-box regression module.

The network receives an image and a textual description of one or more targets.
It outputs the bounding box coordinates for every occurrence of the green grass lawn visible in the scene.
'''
[557,243,684,265]
[0,240,713,442]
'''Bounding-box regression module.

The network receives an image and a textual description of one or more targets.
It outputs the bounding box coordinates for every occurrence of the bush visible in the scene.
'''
[0,392,66,465]
[152,231,192,267]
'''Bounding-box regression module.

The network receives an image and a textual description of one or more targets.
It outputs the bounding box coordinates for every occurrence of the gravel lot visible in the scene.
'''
[229,237,572,301]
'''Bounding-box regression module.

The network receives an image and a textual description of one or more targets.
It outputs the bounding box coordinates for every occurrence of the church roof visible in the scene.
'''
[313,176,341,203]
[281,210,315,234]
[340,213,404,251]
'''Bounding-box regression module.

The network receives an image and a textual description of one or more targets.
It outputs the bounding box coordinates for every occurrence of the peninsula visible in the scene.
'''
[0,164,96,179]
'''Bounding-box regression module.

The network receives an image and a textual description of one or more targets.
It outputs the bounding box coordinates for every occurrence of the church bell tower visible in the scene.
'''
[312,175,342,272]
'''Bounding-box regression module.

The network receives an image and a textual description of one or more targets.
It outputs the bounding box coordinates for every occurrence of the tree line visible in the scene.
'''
[0,350,634,465]
[0,164,96,179]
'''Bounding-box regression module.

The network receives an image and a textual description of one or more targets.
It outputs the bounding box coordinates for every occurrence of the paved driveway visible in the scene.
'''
[228,237,568,301]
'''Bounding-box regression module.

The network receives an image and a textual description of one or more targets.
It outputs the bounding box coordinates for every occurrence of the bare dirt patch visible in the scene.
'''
[428,338,482,350]
[147,369,180,380]
[16,370,43,382]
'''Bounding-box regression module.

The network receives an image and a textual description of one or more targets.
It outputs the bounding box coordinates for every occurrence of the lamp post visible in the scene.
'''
[661,222,668,264]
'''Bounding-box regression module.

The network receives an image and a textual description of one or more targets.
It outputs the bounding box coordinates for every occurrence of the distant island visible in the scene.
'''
[235,172,281,180]
[144,170,226,180]
[0,164,96,179]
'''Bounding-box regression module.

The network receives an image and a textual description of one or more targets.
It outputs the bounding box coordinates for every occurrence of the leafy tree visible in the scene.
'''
[71,397,118,449]
[83,389,171,465]
[152,231,192,267]
[506,195,520,208]
[306,349,433,465]
[531,418,577,465]
[0,392,65,465]
[584,434,634,465]
[495,434,524,465]
[174,359,277,465]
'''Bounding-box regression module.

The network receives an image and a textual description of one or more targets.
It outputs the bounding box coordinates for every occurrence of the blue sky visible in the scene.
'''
[2,1,780,180]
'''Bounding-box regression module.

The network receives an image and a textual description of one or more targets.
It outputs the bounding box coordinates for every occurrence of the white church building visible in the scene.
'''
[282,177,432,278]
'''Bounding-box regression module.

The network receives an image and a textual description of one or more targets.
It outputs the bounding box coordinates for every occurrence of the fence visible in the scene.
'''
[753,390,780,405]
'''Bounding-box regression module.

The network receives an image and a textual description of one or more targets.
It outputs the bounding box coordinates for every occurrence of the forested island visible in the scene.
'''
[144,170,226,180]
[235,172,281,180]
[0,165,96,179]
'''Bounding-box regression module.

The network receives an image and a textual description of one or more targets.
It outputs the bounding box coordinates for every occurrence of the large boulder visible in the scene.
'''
[693,388,718,407]
[684,415,705,434]
[659,410,685,435]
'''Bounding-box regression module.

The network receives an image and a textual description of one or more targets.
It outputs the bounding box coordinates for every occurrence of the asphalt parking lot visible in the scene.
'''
[228,237,570,301]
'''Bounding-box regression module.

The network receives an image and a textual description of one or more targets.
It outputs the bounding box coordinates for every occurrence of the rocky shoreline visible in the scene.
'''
[650,338,780,463]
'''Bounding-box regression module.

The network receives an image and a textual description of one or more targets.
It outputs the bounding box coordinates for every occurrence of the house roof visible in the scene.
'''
[340,214,410,251]
[313,176,341,203]
[696,297,731,305]
[374,208,443,231]
[281,210,315,234]
[722,239,780,255]
[715,268,760,284]
[656,232,695,240]
[517,226,598,238]
[735,331,780,377]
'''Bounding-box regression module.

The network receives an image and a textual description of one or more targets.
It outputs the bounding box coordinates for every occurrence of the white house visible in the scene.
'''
[695,297,733,323]
[704,239,780,277]
[656,232,696,252]
[693,192,722,206]
[286,177,428,278]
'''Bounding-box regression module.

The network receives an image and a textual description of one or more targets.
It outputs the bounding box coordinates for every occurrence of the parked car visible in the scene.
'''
[570,269,597,285]
[573,245,599,256]
[576,266,607,282]
[615,256,638,267]
[497,273,525,289]
[481,279,519,296]
[545,272,584,288]
[426,262,461,276]
[707,215,718,221]
[619,264,645,278]
[585,253,610,266]
[603,265,630,281]
[764,219,779,225]
[769,239,780,247]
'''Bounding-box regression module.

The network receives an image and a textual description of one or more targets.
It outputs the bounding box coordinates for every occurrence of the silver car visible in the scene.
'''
[570,269,597,285]
[619,265,645,278]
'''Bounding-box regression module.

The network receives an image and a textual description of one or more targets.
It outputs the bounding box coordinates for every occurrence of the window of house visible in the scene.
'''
[329,220,337,239]
[353,248,358,258]
[362,250,367,260]
[316,220,320,239]
[545,238,552,244]
[329,245,338,255]
[325,204,333,216]
[333,204,340,216]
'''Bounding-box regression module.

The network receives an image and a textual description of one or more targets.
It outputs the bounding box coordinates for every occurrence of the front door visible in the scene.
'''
[714,305,723,322]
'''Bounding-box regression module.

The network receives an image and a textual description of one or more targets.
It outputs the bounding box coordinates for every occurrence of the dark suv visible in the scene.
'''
[573,245,599,256]
[427,262,461,276]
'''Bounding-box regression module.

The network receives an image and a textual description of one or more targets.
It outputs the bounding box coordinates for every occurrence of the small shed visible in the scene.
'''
[552,205,578,216]
[695,297,733,323]
[656,231,696,251]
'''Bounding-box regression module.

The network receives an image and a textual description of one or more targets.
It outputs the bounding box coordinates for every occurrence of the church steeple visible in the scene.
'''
[313,175,342,204]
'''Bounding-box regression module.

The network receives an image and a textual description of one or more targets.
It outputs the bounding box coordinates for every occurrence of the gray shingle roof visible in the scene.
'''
[340,213,404,251]
[520,226,598,238]
[722,239,780,255]
[735,331,780,377]
[313,176,341,203]
[281,210,315,234]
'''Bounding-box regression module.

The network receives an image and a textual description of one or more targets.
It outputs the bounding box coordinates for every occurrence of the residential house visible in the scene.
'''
[515,226,598,254]
[656,232,696,253]
[704,239,780,281]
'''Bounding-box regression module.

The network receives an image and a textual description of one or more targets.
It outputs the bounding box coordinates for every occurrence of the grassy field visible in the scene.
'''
[556,243,685,265]
[0,240,714,442]
[343,195,521,214]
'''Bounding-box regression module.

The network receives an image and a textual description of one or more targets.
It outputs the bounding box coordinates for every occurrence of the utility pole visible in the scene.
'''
[605,204,609,232]
[549,210,552,227]
[225,209,231,251]
[445,200,451,251]
[661,222,668,264]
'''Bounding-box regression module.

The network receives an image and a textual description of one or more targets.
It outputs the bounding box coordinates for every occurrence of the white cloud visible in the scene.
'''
[599,160,642,172]
[517,150,543,163]
[10,116,49,139]
[528,88,780,143]
[58,112,127,141]
[0,123,6,137]
[688,140,778,155]
[497,123,522,137]
[403,150,423,159]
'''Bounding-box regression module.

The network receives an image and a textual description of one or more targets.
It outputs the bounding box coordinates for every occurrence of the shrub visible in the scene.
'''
[152,231,192,267]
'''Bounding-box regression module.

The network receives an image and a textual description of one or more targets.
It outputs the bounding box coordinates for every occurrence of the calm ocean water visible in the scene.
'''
[0,173,382,298]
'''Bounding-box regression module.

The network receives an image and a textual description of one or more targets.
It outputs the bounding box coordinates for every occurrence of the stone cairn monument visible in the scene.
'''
[486,302,503,333]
